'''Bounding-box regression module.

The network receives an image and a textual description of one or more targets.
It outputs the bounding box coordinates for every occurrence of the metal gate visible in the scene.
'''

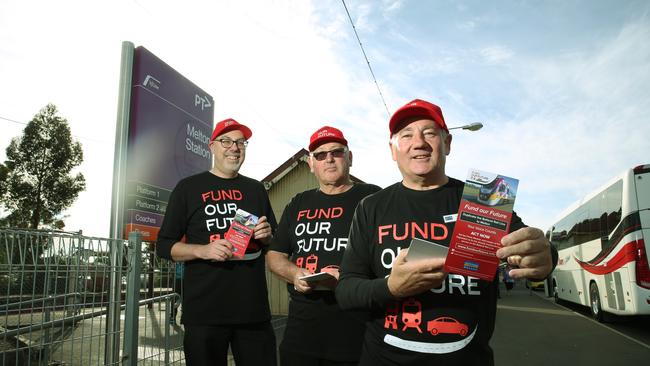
[0,229,183,365]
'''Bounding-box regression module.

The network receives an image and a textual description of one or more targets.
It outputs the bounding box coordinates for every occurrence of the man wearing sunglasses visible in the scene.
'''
[156,118,278,366]
[336,99,557,366]
[267,126,381,366]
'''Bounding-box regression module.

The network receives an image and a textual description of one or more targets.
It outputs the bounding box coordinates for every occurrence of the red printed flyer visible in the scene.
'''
[224,209,259,259]
[444,169,519,281]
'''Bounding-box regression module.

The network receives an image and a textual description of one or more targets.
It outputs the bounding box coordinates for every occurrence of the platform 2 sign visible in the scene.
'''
[444,169,519,281]
[124,46,213,241]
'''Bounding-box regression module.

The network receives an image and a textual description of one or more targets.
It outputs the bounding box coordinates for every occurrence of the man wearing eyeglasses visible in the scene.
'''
[156,118,278,366]
[267,126,381,366]
[335,99,557,366]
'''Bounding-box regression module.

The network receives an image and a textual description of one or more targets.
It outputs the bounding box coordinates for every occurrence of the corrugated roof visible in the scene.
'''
[261,148,363,190]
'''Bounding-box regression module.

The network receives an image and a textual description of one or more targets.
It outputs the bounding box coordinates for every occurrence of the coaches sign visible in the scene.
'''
[121,46,213,241]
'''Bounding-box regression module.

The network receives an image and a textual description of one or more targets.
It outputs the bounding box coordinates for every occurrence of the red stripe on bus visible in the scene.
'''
[575,241,637,275]
[588,224,641,265]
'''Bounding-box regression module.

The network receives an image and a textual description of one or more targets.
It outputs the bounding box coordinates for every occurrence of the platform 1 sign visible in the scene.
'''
[123,46,213,241]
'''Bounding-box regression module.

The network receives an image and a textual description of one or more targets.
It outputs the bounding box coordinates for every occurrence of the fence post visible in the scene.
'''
[164,296,171,365]
[66,232,82,317]
[105,236,126,365]
[41,297,52,365]
[121,232,142,366]
[147,246,154,309]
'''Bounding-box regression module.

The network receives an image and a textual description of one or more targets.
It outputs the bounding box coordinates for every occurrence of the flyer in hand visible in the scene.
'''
[224,208,259,259]
[444,169,519,281]
[406,238,449,262]
[299,272,336,282]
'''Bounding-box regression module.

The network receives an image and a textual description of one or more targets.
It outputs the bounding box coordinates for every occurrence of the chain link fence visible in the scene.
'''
[0,229,182,366]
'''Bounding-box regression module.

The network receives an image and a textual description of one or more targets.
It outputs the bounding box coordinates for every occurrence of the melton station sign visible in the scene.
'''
[116,45,214,241]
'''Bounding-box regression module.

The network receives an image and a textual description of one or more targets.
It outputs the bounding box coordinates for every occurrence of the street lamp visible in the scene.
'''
[448,122,483,131]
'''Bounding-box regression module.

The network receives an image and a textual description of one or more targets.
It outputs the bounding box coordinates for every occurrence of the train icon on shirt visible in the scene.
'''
[384,299,469,337]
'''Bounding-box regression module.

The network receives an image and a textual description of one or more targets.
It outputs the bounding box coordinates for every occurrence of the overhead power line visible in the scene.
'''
[0,116,27,125]
[341,0,391,118]
[0,115,109,145]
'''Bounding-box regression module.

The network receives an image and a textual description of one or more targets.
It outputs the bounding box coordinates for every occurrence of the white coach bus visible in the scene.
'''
[546,165,650,321]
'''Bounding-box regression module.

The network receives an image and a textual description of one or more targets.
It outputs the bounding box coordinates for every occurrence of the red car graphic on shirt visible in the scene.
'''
[401,298,422,333]
[427,317,468,336]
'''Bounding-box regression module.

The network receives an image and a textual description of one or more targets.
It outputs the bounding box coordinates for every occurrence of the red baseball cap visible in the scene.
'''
[210,118,252,141]
[308,126,348,151]
[389,99,448,136]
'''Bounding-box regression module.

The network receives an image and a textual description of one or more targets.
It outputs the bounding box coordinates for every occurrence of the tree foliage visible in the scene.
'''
[0,164,7,198]
[0,104,86,229]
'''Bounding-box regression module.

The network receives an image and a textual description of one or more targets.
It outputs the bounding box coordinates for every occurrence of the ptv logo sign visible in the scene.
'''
[195,94,212,110]
[142,75,160,90]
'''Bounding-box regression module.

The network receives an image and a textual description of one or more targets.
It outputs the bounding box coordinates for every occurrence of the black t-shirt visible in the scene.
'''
[336,178,526,366]
[156,171,277,326]
[269,183,381,361]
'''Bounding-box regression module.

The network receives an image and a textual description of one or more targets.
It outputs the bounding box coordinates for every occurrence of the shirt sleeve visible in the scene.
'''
[336,197,395,310]
[509,211,559,273]
[156,181,187,260]
[509,211,526,232]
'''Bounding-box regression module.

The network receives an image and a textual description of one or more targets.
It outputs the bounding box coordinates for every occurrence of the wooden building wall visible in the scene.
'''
[265,159,319,315]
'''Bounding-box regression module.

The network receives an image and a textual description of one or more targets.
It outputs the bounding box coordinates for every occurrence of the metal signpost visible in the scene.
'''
[108,41,214,365]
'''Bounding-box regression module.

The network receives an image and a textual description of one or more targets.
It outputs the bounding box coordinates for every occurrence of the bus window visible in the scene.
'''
[604,180,622,233]
[548,167,649,320]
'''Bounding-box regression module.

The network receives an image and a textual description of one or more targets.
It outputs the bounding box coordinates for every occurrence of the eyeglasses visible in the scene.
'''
[213,138,248,149]
[310,147,348,161]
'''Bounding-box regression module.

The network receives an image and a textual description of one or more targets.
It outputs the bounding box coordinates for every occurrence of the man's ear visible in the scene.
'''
[307,155,315,173]
[390,140,398,162]
[444,133,452,156]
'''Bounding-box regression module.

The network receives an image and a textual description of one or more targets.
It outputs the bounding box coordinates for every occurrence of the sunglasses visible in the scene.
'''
[310,147,348,161]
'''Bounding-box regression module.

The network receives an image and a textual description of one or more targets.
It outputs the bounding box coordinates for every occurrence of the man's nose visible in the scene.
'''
[411,131,427,146]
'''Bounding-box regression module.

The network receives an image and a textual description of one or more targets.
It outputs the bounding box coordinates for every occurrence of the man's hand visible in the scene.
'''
[496,227,553,280]
[387,249,447,298]
[253,216,273,244]
[293,268,315,294]
[194,239,233,262]
[320,266,340,280]
[317,266,340,290]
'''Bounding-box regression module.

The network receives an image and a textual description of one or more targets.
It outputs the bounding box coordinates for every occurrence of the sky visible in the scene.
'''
[1,0,649,237]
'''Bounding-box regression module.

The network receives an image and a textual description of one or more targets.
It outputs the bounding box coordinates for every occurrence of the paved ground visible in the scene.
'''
[492,284,650,366]
[4,283,648,365]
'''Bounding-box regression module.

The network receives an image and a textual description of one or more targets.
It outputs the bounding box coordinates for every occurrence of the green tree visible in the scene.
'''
[0,104,85,229]
[0,163,7,198]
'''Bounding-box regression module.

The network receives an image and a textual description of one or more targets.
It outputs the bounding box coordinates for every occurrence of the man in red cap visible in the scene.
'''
[336,99,557,366]
[156,118,278,366]
[267,126,381,366]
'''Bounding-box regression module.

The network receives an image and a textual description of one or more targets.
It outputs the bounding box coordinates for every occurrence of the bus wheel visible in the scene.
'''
[589,282,603,322]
